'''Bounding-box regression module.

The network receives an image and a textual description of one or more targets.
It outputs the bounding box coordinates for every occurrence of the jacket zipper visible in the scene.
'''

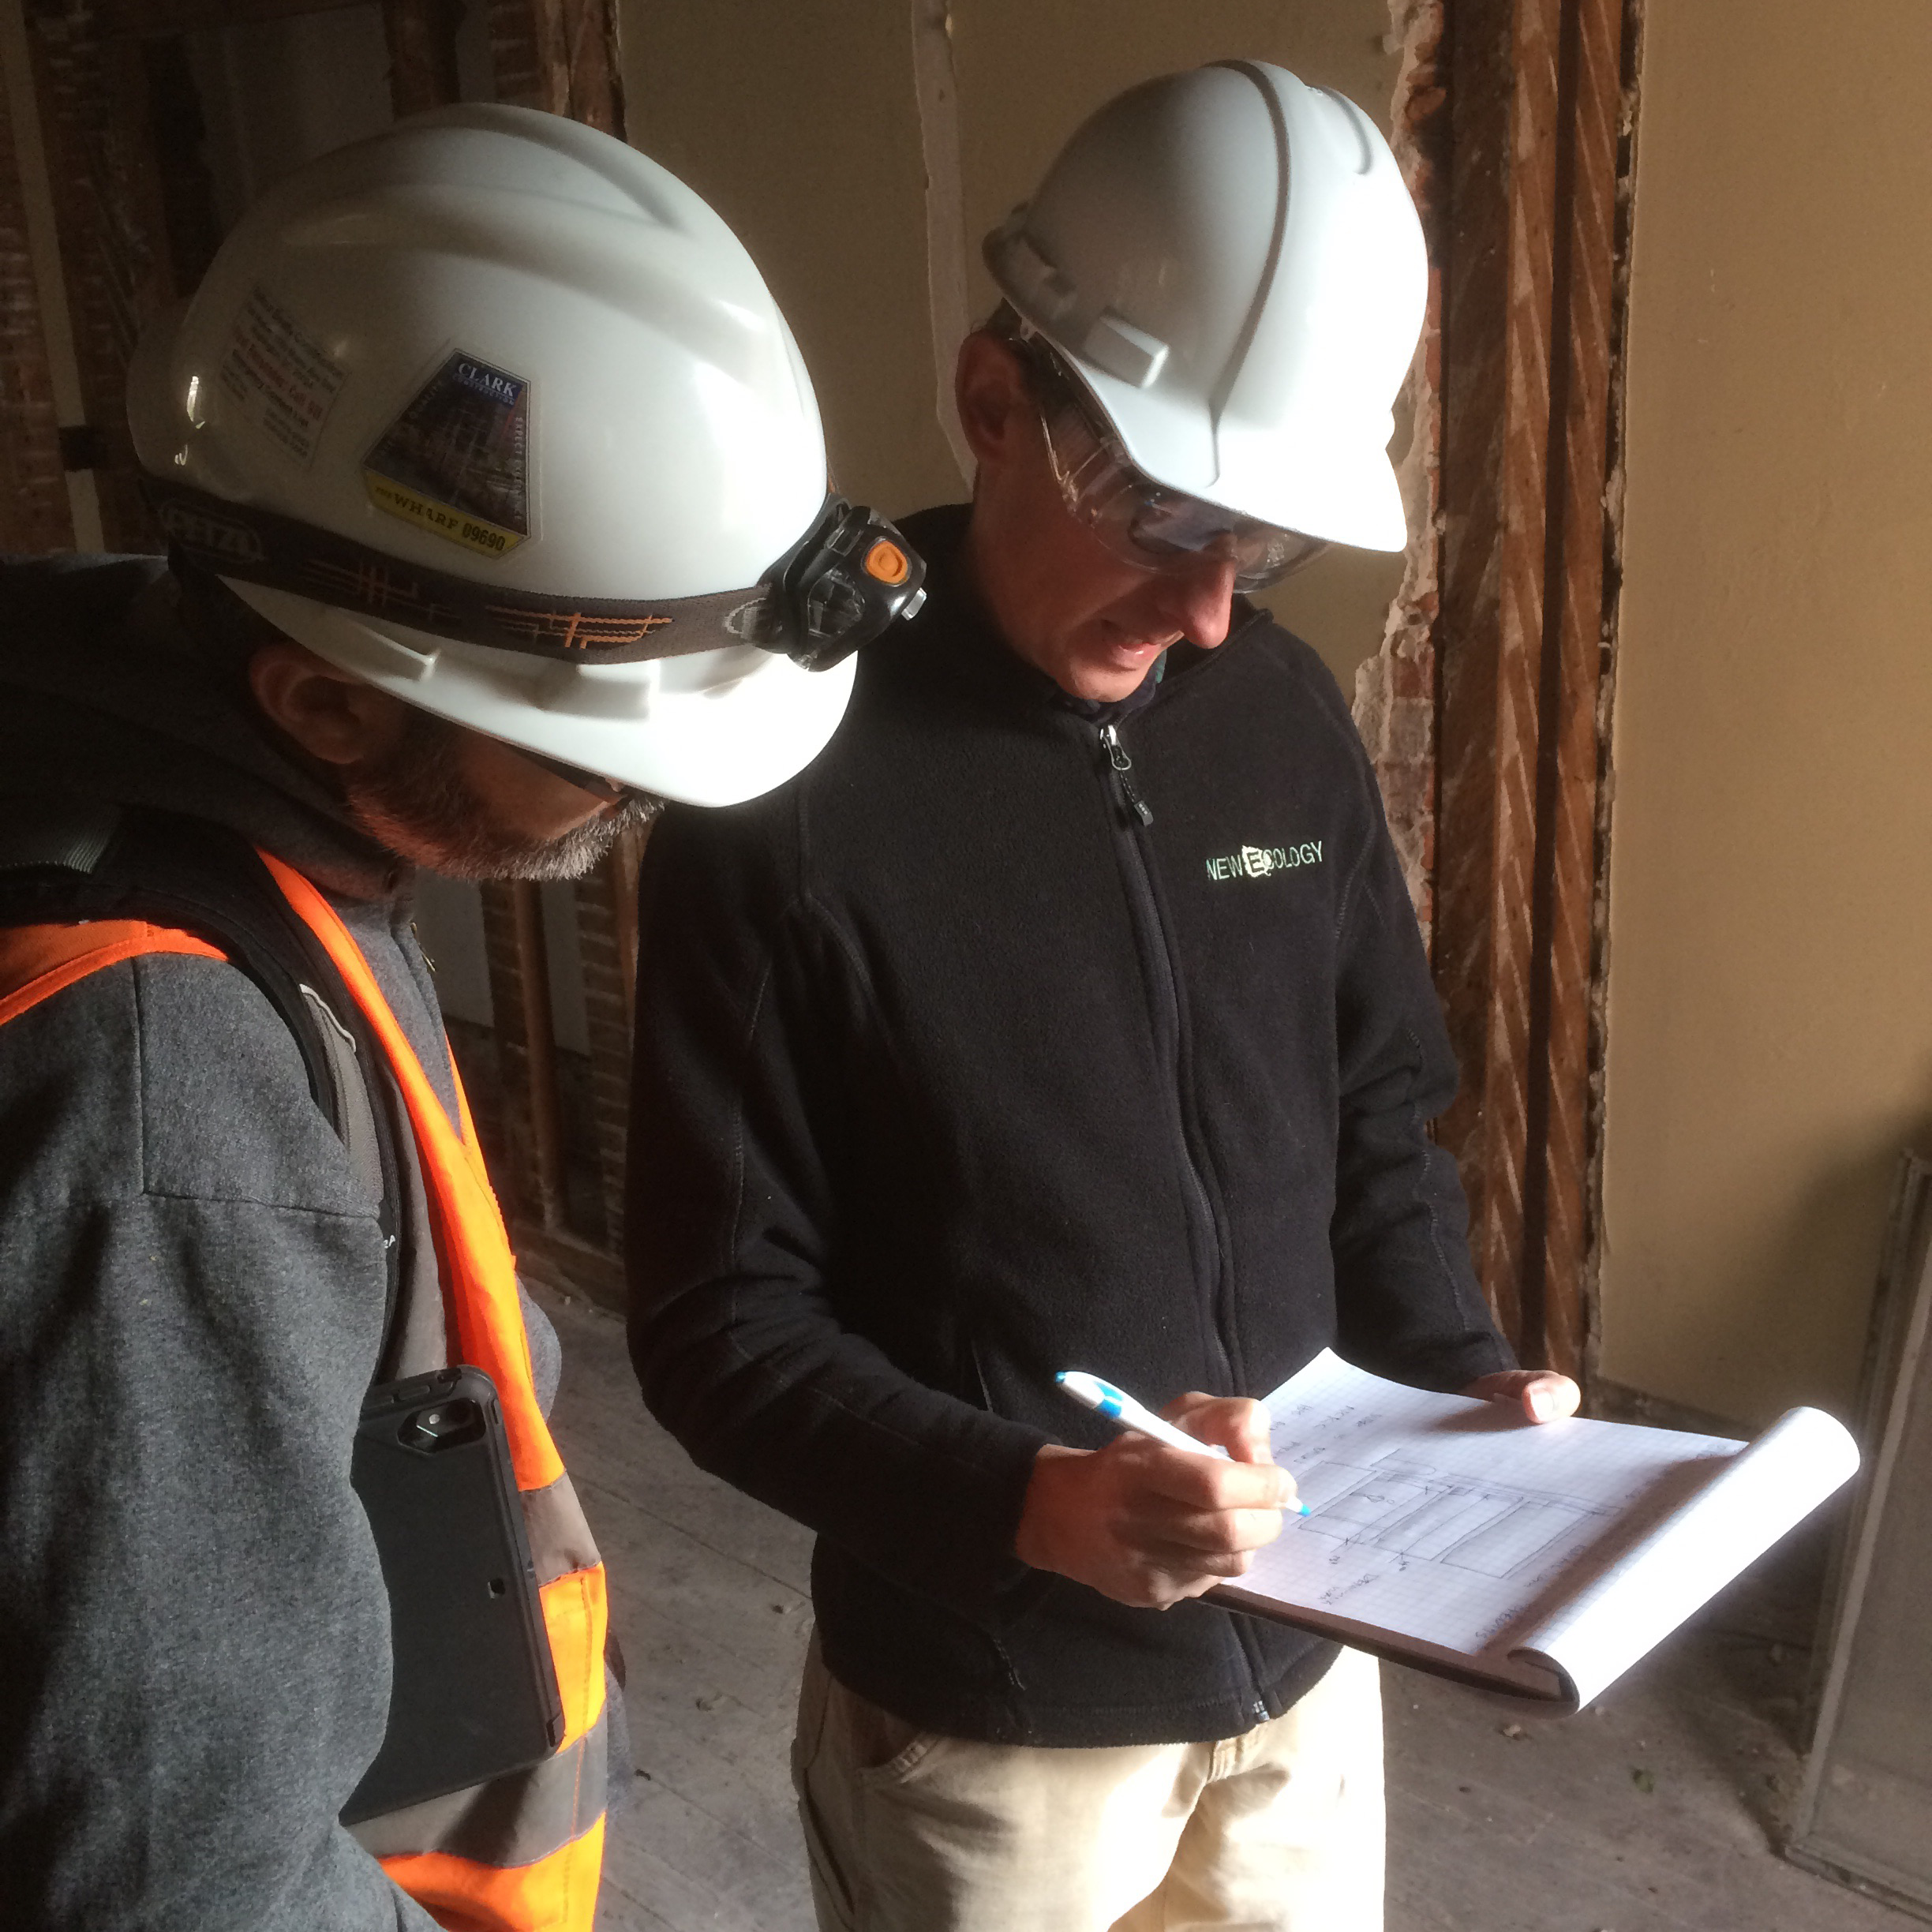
[1093,721,1235,1393]
[1095,717,1268,1714]
[1099,724,1153,826]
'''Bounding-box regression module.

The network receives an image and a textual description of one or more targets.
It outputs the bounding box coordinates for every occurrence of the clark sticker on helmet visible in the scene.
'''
[364,354,531,560]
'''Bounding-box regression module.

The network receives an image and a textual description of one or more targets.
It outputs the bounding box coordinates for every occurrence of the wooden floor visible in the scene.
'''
[535,1287,1914,1932]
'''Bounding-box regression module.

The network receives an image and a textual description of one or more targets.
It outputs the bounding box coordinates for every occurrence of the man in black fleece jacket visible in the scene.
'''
[627,64,1580,1932]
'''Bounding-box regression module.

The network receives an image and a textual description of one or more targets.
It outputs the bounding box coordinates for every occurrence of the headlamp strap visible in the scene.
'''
[140,476,760,665]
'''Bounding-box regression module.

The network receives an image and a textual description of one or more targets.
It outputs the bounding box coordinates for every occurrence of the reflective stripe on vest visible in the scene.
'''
[0,869,608,1932]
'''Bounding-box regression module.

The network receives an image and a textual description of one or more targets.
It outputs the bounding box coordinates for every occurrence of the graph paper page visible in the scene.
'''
[1234,1351,1741,1670]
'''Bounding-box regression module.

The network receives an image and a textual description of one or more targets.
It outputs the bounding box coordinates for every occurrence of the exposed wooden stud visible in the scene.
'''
[1435,0,1560,1353]
[1523,0,1628,1381]
[380,0,459,120]
[487,0,620,131]
[1431,0,1634,1376]
[608,822,644,1009]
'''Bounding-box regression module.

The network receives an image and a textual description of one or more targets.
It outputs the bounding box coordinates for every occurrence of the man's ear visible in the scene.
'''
[954,332,1035,470]
[248,639,410,768]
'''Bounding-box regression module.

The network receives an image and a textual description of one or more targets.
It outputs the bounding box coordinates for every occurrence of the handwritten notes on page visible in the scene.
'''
[1213,1351,1859,1709]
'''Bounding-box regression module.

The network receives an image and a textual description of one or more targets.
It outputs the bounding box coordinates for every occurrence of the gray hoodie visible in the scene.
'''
[0,556,564,1930]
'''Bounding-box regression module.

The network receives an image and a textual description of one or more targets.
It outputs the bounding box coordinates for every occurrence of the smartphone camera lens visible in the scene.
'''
[399,1398,485,1451]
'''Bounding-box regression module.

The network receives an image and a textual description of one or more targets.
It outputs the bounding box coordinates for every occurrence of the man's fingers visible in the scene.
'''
[1522,1372,1581,1421]
[1129,1440,1296,1513]
[1133,1539,1261,1586]
[1018,1430,1306,1609]
[1459,1368,1582,1424]
[1163,1391,1275,1464]
[1164,1506,1286,1558]
[1116,1494,1288,1559]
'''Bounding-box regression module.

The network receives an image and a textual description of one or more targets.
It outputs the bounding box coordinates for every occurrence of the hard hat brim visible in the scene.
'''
[1059,350,1411,555]
[230,582,856,807]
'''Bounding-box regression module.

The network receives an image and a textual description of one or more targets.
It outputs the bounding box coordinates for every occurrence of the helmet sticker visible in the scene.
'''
[364,353,531,560]
[218,286,345,468]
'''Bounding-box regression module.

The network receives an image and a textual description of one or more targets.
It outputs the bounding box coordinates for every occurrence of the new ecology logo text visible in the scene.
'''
[1204,841,1323,882]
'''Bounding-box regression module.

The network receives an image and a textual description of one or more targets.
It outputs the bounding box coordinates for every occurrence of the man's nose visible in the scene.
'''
[1148,552,1239,650]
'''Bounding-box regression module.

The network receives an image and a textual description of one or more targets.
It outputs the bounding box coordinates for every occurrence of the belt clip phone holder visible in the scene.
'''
[343,1366,564,1825]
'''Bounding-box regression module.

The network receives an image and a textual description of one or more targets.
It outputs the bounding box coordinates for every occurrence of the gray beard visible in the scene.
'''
[342,708,661,882]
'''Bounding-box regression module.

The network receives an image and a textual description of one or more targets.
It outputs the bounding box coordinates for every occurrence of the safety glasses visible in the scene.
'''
[1019,337,1327,593]
[510,743,638,803]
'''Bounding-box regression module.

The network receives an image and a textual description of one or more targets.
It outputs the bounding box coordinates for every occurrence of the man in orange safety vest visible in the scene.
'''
[0,105,922,1932]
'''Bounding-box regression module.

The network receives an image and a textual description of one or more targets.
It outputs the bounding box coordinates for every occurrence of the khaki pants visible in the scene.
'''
[791,1637,1383,1932]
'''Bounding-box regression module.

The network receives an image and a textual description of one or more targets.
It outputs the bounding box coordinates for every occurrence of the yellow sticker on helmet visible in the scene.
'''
[364,353,530,559]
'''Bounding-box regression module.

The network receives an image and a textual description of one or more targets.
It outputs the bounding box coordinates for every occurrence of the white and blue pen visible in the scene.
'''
[1056,1371,1312,1514]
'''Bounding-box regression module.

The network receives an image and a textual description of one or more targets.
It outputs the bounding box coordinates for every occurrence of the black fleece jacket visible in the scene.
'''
[626,505,1511,1748]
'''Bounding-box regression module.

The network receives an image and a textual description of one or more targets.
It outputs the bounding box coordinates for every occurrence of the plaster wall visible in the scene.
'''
[1602,0,1932,1425]
[621,0,1406,695]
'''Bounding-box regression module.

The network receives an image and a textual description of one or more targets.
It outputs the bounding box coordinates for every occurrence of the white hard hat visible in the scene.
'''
[127,103,924,807]
[984,62,1427,552]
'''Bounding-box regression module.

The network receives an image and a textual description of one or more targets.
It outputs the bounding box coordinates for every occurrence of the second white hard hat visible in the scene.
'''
[984,62,1427,553]
[128,103,923,807]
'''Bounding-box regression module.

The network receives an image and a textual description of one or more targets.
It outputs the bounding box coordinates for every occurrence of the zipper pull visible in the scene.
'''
[1099,723,1154,827]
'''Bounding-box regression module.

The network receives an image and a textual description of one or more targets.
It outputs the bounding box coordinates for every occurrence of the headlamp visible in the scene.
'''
[728,495,929,672]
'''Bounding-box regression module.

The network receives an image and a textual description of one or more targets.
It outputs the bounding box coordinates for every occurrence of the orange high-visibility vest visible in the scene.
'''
[0,851,608,1932]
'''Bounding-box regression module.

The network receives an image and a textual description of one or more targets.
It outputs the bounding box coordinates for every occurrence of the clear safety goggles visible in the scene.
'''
[1020,338,1327,593]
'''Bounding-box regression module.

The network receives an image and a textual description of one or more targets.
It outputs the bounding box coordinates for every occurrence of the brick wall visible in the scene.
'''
[0,43,74,551]
[24,0,177,551]
[574,826,646,1271]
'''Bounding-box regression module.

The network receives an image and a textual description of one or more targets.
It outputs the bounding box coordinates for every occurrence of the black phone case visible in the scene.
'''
[341,1366,565,1825]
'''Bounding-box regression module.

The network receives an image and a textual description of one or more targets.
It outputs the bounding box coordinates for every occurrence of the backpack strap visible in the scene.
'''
[0,798,407,1340]
[0,922,228,1027]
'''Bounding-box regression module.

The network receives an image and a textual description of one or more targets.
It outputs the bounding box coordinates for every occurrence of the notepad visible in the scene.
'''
[1210,1350,1860,1710]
